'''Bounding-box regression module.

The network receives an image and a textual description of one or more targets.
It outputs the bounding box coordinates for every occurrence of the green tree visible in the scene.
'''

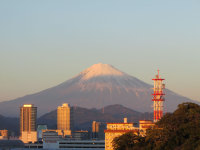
[113,103,200,150]
[112,132,145,150]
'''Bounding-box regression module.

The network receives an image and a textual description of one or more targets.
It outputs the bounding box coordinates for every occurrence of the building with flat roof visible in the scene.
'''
[37,124,47,141]
[72,130,89,140]
[42,130,61,149]
[20,104,37,143]
[92,121,100,139]
[139,120,155,137]
[104,118,139,150]
[59,140,105,149]
[0,130,8,140]
[92,121,106,140]
[42,129,104,149]
[57,103,73,136]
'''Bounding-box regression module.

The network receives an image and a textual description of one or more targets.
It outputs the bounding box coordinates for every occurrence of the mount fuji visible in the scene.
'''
[0,63,197,117]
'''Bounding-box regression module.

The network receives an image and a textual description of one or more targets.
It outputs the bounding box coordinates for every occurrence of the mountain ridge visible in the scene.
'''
[0,63,198,117]
[37,104,153,130]
[0,104,153,135]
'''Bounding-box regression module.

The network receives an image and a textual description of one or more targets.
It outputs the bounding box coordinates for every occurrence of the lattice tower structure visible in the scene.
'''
[152,70,165,122]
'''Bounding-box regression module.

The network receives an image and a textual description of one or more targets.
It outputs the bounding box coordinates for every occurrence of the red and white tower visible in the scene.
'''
[152,70,165,122]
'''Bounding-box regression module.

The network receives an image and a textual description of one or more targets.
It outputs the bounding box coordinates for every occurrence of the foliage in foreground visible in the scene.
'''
[113,102,200,150]
[112,132,145,150]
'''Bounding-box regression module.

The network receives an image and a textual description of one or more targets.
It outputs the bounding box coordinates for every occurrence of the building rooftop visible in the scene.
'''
[23,104,34,107]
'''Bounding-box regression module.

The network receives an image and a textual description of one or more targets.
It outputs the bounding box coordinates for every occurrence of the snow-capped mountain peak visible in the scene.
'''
[0,63,196,117]
[79,63,125,80]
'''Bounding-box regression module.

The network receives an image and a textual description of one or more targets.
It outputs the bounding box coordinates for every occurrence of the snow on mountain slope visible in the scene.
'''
[0,63,197,117]
[79,63,125,79]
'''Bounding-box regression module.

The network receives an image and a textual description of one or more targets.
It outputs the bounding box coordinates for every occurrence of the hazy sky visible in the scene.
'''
[0,0,200,102]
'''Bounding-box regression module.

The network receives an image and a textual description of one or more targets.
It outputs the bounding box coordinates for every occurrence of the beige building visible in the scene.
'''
[20,104,37,143]
[92,121,100,133]
[92,121,99,139]
[21,131,37,143]
[139,120,155,137]
[0,130,8,139]
[92,121,105,140]
[57,103,73,136]
[104,118,139,150]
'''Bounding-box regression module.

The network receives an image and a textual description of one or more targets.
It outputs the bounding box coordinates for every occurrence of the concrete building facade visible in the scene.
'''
[104,118,139,150]
[139,120,155,137]
[57,103,73,135]
[20,104,37,143]
[0,130,8,140]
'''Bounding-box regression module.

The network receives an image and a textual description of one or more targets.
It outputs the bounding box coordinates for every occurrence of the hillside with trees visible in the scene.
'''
[0,104,153,136]
[113,102,200,150]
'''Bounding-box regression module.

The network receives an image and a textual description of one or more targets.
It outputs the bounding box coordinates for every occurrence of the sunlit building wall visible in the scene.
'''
[92,121,99,139]
[20,104,37,143]
[0,130,8,139]
[139,120,155,137]
[21,131,37,143]
[104,118,139,150]
[57,103,73,136]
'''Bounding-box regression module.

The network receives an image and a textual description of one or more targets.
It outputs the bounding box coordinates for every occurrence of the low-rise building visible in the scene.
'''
[42,130,62,149]
[37,124,47,141]
[72,130,89,140]
[92,121,106,140]
[42,129,71,139]
[21,131,37,144]
[139,120,155,137]
[59,140,105,149]
[0,130,8,140]
[104,118,139,150]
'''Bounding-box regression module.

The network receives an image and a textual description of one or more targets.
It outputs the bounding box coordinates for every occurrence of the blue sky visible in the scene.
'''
[0,0,200,102]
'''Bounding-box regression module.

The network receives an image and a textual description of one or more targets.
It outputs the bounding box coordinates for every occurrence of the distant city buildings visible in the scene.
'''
[92,121,100,139]
[0,70,166,149]
[20,104,37,143]
[17,104,154,150]
[92,121,105,140]
[4,91,157,149]
[0,130,8,140]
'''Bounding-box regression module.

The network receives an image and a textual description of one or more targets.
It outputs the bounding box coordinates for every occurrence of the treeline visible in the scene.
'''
[113,102,200,150]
